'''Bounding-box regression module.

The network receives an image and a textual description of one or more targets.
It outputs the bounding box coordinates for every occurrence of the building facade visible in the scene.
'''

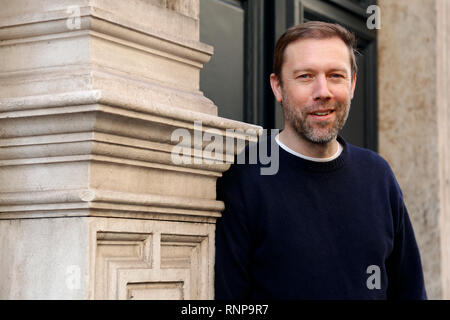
[0,0,448,299]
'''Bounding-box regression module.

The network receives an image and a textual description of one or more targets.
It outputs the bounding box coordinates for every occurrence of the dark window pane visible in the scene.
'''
[340,51,366,147]
[299,0,377,150]
[199,0,245,121]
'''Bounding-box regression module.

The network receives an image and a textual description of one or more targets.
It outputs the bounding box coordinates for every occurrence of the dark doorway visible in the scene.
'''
[200,0,378,151]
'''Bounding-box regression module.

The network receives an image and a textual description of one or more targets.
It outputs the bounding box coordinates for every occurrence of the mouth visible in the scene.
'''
[309,109,335,120]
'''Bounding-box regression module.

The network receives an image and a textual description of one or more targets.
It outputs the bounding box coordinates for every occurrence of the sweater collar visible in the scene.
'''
[276,134,348,173]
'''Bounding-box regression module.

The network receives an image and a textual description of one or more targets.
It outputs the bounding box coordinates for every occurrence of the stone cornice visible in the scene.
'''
[0,188,223,223]
[0,188,223,222]
[0,90,261,221]
[0,90,262,134]
[0,6,212,57]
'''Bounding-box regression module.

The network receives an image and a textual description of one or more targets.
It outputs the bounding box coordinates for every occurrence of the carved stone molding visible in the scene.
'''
[0,0,260,299]
[91,218,212,300]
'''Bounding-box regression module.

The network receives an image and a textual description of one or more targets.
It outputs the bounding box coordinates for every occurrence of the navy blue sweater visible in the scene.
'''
[215,135,427,299]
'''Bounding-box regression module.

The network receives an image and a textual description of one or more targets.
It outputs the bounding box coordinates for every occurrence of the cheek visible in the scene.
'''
[285,87,312,105]
[330,84,353,101]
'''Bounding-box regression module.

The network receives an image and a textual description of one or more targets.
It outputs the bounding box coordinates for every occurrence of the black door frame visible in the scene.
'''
[243,0,276,128]
[273,0,378,151]
[210,0,378,151]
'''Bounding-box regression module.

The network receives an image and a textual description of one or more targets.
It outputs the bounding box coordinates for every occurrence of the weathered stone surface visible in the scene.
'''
[378,0,450,299]
[0,0,260,299]
[0,0,213,113]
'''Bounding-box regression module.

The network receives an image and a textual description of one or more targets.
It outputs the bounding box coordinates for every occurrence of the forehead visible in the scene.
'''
[282,37,351,72]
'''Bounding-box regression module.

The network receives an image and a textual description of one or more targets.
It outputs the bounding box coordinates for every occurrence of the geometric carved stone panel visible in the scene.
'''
[126,282,184,300]
[94,231,208,299]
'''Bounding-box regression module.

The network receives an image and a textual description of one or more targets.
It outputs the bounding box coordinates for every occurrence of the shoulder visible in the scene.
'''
[221,134,274,180]
[217,136,272,202]
[219,151,263,189]
[346,142,404,199]
[346,142,395,177]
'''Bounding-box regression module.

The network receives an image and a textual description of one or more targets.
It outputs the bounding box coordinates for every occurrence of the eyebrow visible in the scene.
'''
[292,67,348,74]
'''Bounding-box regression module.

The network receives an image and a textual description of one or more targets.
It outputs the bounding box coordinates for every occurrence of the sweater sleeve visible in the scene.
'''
[214,165,253,300]
[386,194,427,300]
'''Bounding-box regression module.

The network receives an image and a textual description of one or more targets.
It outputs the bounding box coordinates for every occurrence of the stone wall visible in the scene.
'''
[378,0,450,299]
[0,0,260,299]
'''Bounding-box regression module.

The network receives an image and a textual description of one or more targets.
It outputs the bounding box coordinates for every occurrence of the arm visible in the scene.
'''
[214,165,253,300]
[386,197,427,300]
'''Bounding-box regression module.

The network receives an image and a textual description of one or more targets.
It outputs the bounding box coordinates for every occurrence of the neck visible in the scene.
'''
[278,125,339,158]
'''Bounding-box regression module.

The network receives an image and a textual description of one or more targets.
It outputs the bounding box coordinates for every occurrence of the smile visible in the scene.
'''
[309,110,335,119]
[313,111,332,116]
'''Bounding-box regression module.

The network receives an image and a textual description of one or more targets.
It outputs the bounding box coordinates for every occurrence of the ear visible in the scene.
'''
[350,73,357,99]
[270,73,283,102]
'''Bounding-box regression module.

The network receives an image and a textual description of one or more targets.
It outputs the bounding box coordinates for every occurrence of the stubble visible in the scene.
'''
[282,90,351,144]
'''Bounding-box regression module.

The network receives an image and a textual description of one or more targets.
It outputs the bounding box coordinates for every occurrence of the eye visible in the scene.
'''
[330,73,344,79]
[297,74,312,79]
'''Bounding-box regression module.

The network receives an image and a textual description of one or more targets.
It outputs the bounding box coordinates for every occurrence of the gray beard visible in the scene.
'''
[282,93,351,145]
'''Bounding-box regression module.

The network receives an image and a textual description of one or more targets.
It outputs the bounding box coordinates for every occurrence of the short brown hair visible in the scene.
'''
[273,21,358,84]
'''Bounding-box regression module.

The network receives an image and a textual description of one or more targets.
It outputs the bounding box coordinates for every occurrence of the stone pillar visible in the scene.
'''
[0,0,260,299]
[378,0,450,299]
[436,0,450,300]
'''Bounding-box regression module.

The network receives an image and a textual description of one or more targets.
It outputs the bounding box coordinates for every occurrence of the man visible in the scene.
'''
[214,21,427,299]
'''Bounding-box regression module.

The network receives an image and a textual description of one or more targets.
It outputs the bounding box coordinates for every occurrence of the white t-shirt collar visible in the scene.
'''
[275,134,343,162]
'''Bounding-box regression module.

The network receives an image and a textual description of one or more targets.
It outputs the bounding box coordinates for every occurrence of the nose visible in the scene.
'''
[312,74,332,101]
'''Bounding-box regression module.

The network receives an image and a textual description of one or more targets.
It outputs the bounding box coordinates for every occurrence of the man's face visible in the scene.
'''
[270,37,356,144]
